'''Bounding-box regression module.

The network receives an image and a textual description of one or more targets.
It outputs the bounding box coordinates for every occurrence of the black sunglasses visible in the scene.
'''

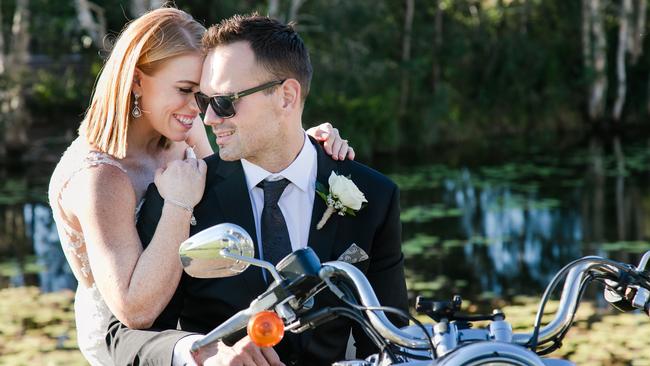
[194,80,285,118]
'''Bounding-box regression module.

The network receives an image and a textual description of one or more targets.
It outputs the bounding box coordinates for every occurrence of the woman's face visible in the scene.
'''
[135,53,204,142]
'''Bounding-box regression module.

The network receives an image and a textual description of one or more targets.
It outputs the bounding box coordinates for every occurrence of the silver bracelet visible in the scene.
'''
[165,199,197,226]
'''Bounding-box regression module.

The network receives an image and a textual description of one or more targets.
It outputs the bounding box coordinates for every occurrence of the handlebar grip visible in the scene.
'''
[191,309,250,352]
[222,327,248,346]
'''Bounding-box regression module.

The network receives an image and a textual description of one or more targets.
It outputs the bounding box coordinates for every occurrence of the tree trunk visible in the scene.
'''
[0,2,5,76]
[4,0,30,158]
[613,0,632,121]
[520,0,530,35]
[74,0,106,48]
[582,0,592,74]
[289,0,306,22]
[268,0,280,18]
[646,75,650,115]
[432,0,443,92]
[131,0,147,17]
[629,0,646,64]
[10,0,29,67]
[398,0,414,119]
[131,0,164,17]
[588,0,608,121]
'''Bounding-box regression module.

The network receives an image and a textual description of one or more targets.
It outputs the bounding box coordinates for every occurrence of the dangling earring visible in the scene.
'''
[132,93,142,118]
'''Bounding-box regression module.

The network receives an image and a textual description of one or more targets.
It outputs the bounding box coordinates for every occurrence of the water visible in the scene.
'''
[2,133,649,305]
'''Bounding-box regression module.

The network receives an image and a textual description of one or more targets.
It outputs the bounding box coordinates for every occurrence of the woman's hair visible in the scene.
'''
[80,7,205,159]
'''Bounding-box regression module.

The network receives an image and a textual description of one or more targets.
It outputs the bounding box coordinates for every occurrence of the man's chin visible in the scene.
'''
[218,149,241,161]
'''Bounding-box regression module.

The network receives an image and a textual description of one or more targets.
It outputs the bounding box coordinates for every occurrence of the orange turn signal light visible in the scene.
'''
[247,310,285,347]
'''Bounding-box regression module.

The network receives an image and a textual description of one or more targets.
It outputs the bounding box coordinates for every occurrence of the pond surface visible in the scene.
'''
[2,133,650,305]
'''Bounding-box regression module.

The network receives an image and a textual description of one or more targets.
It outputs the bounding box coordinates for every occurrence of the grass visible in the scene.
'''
[0,287,85,366]
[0,287,649,365]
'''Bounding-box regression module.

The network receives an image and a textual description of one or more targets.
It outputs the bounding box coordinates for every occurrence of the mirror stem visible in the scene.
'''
[220,249,284,283]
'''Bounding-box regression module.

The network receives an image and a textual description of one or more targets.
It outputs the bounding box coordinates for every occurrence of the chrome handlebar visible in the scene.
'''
[320,253,650,351]
[512,257,628,346]
[320,262,432,349]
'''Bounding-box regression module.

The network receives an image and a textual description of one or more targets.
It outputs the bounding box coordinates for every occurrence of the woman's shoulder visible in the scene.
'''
[54,140,134,204]
[52,137,127,176]
[49,138,126,200]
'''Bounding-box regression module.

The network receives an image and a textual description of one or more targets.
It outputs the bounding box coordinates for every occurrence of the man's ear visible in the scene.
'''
[132,68,144,96]
[278,79,301,112]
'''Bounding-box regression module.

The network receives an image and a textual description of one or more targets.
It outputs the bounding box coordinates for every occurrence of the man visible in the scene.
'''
[107,14,407,366]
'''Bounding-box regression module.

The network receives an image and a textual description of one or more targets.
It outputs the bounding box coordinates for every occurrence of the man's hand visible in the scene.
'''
[201,336,285,366]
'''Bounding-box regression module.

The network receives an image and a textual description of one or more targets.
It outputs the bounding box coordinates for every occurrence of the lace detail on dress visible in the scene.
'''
[48,138,144,366]
[83,150,128,174]
[75,283,113,365]
[49,138,128,279]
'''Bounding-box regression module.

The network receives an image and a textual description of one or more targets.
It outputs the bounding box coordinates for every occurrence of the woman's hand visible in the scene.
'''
[306,122,355,161]
[155,156,207,208]
[185,116,214,159]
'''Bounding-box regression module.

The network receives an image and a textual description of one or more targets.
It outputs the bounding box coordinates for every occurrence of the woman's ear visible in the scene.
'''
[278,79,301,112]
[132,68,144,96]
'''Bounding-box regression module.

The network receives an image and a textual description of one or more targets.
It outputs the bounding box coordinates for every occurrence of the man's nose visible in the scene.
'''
[202,105,225,126]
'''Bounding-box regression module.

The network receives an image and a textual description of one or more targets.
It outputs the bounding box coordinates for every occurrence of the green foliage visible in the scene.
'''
[7,0,650,154]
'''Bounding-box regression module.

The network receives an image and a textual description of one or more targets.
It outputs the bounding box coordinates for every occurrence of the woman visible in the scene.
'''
[48,7,352,365]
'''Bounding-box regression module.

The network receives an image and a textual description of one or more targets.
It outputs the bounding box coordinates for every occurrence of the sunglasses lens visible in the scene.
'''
[211,97,235,118]
[194,93,210,115]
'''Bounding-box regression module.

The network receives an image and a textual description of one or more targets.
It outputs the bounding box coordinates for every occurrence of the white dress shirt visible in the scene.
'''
[173,133,318,365]
[241,132,317,257]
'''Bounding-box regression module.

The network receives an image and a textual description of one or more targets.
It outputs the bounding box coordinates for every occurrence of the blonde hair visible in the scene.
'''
[80,7,205,159]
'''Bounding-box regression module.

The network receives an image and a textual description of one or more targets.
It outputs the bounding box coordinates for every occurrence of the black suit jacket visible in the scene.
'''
[106,139,408,366]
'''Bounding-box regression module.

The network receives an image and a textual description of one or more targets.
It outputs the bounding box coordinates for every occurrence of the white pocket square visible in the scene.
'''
[337,243,369,264]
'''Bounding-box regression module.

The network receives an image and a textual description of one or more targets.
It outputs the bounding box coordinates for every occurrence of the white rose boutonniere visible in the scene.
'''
[316,172,368,230]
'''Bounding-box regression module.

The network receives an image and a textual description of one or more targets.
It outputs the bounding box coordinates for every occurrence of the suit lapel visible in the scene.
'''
[210,159,267,298]
[307,138,342,263]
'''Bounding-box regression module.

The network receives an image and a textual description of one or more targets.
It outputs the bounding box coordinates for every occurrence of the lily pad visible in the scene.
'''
[401,204,463,223]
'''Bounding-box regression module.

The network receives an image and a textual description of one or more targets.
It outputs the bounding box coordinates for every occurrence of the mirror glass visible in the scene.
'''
[179,223,255,278]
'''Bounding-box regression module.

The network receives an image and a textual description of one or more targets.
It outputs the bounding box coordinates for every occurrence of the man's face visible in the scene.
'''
[199,41,282,163]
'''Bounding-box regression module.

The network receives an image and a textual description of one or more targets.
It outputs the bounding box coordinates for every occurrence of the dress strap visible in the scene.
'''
[82,151,127,173]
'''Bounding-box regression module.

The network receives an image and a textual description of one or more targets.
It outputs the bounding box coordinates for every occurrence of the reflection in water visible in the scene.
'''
[0,202,76,291]
[2,137,650,301]
[24,203,76,292]
[441,174,582,296]
[399,137,650,299]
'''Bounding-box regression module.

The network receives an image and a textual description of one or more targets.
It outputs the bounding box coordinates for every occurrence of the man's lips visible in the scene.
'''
[215,130,235,138]
[214,129,235,145]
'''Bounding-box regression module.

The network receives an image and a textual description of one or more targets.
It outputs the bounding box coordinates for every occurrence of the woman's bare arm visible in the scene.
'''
[70,161,205,328]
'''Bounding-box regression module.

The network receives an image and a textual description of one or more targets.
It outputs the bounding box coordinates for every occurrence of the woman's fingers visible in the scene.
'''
[197,159,207,174]
[346,146,356,160]
[326,130,343,159]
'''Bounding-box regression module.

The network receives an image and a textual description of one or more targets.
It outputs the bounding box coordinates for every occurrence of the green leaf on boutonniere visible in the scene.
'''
[316,181,327,192]
[344,207,357,216]
[316,181,328,201]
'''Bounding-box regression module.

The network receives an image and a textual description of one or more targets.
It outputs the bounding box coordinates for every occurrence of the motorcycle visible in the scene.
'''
[178,223,650,366]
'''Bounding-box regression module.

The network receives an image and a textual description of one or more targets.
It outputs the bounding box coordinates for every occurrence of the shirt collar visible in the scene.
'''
[241,133,316,192]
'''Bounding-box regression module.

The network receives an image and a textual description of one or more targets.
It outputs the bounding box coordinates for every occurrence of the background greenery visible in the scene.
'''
[3,1,650,364]
[2,0,650,159]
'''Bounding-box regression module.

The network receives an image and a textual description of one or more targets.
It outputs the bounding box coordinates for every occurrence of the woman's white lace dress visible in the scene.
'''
[49,137,143,366]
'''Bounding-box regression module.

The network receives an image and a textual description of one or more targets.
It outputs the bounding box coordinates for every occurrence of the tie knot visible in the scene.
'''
[257,178,290,206]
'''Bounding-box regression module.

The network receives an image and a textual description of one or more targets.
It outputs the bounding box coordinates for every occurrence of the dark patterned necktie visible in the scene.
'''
[258,178,292,266]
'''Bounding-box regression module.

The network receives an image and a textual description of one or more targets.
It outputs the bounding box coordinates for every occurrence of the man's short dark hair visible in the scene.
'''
[203,14,313,102]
